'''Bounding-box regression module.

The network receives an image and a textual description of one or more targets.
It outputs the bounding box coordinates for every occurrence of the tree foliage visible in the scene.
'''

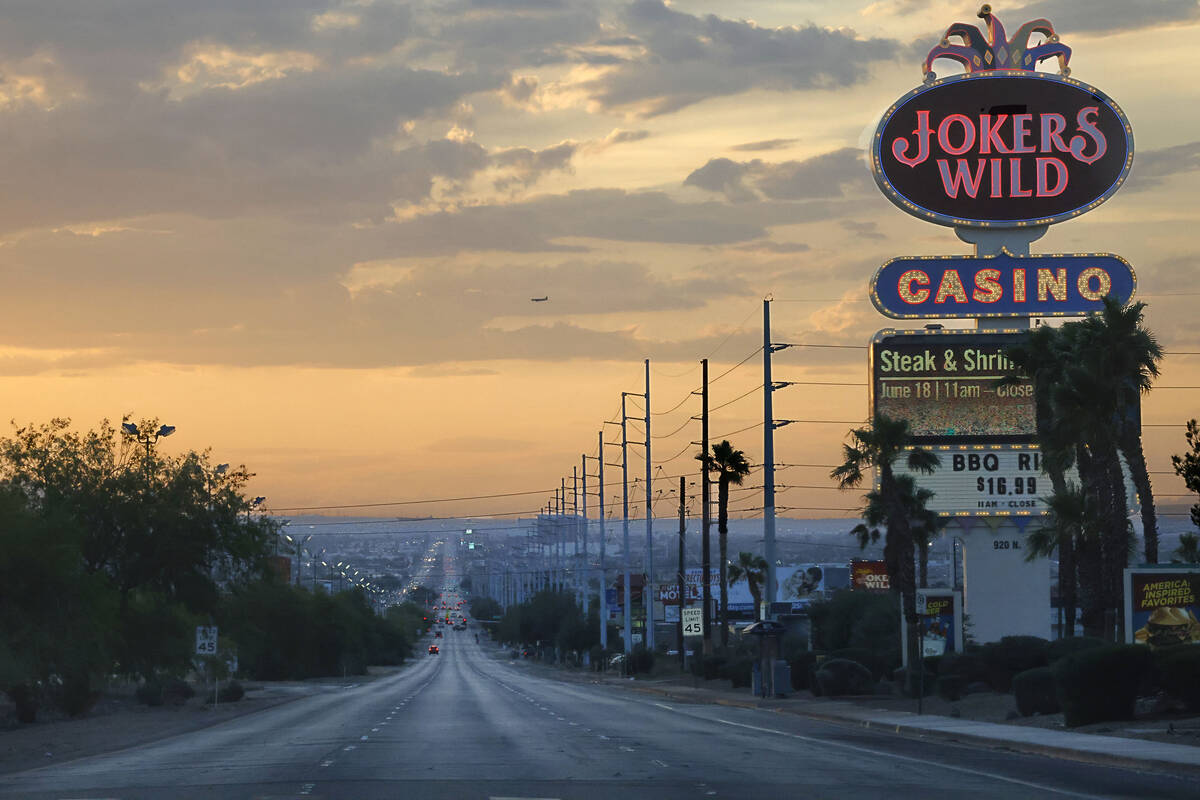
[726,551,767,621]
[698,440,751,649]
[1172,419,1200,533]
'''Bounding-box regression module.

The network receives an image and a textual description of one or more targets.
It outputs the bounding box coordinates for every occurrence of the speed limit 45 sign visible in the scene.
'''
[195,626,218,655]
[681,607,703,637]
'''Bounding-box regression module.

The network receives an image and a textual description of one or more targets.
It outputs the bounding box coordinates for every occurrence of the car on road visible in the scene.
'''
[428,645,439,655]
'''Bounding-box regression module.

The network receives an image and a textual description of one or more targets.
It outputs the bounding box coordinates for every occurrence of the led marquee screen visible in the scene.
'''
[871,331,1035,444]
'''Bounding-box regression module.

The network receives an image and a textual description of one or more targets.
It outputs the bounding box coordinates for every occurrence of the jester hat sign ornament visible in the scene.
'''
[871,5,1133,229]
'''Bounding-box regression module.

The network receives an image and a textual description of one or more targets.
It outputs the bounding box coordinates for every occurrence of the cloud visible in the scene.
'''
[491,141,578,190]
[577,0,901,117]
[839,220,885,241]
[1123,140,1200,192]
[1007,1,1200,36]
[685,148,870,203]
[731,138,799,152]
[734,241,811,254]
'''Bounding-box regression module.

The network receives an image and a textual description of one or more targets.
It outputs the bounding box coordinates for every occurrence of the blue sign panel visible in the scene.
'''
[870,251,1135,319]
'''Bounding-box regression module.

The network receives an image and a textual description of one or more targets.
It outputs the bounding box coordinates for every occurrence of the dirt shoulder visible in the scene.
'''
[0,666,404,776]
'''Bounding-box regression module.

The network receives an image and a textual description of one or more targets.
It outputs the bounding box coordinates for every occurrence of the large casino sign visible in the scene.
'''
[871,8,1133,228]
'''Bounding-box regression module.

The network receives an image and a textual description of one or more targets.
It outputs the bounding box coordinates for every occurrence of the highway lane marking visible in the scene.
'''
[619,746,635,752]
[371,727,380,732]
[653,702,674,711]
[343,746,356,751]
[712,718,1106,799]
[360,735,369,740]
[652,759,669,768]
[319,759,335,767]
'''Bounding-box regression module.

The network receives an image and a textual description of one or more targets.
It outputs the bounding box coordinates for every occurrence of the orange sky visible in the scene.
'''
[1,1,1197,522]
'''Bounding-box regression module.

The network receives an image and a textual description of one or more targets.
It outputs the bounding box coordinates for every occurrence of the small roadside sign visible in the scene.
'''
[195,625,218,656]
[681,607,703,637]
[915,594,927,615]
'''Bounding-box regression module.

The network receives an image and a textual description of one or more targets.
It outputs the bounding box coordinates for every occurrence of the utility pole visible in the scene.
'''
[763,298,778,619]
[677,475,686,670]
[644,359,654,651]
[622,393,633,654]
[561,476,567,592]
[598,430,608,650]
[580,457,589,616]
[701,358,713,656]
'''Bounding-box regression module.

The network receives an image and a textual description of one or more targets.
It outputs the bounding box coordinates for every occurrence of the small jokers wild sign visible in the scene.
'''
[871,6,1133,228]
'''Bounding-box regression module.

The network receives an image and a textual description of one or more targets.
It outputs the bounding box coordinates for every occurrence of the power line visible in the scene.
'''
[268,488,557,512]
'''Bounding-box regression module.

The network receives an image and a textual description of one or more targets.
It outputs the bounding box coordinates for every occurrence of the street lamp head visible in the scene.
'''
[215,463,229,475]
[157,425,176,438]
[252,496,267,507]
[121,422,139,435]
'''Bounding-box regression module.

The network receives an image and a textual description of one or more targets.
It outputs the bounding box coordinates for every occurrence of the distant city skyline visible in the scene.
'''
[2,1,1197,519]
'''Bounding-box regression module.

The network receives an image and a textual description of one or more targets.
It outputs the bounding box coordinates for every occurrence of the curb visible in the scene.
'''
[599,679,1200,777]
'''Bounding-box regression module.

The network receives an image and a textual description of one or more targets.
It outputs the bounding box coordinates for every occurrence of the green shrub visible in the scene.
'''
[809,590,900,667]
[788,652,819,691]
[895,667,936,697]
[57,673,99,718]
[218,680,245,703]
[814,659,874,696]
[628,645,654,675]
[828,648,887,680]
[1054,645,1153,727]
[1012,667,1059,716]
[696,654,726,680]
[136,680,164,706]
[979,636,1050,691]
[721,655,755,688]
[162,678,194,705]
[936,674,966,701]
[1046,637,1105,664]
[780,633,808,663]
[6,685,37,723]
[1155,646,1200,712]
[938,652,988,683]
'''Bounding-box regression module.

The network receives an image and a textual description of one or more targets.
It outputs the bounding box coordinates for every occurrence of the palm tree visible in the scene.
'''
[1005,324,1080,635]
[832,413,939,638]
[1079,297,1163,563]
[727,551,768,621]
[700,440,751,649]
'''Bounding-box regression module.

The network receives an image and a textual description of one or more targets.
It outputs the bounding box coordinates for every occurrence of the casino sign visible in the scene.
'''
[871,9,1133,228]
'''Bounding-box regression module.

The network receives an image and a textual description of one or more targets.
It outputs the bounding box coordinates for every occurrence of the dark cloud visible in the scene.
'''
[373,188,845,254]
[734,241,811,254]
[731,138,799,152]
[582,0,901,116]
[685,148,870,203]
[492,141,578,190]
[1123,140,1200,192]
[1008,1,1200,36]
[839,220,885,241]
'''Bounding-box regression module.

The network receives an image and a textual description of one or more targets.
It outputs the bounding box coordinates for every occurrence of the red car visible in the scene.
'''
[428,645,439,655]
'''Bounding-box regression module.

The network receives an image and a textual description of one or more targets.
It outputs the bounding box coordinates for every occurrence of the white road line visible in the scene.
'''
[371,727,380,732]
[653,702,674,711]
[652,759,669,768]
[319,759,334,767]
[619,745,635,752]
[360,735,369,741]
[713,718,1105,799]
[343,745,356,752]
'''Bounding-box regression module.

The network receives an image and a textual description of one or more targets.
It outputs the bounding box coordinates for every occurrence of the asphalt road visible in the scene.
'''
[2,631,1198,800]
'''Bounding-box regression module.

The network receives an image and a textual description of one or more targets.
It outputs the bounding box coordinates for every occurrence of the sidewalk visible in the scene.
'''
[509,658,1200,776]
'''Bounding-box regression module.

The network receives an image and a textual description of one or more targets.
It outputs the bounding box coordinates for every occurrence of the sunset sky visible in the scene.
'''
[2,1,1198,522]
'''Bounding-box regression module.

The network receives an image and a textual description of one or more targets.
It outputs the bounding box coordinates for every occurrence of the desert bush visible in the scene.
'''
[828,647,888,680]
[979,636,1050,691]
[1012,667,1059,716]
[809,590,900,673]
[895,667,936,697]
[1154,646,1200,712]
[936,674,966,701]
[57,672,100,717]
[789,652,819,691]
[1046,636,1105,664]
[814,659,874,696]
[217,680,245,703]
[1054,645,1153,727]
[937,652,988,684]
[721,654,756,688]
[6,685,37,723]
[628,645,654,675]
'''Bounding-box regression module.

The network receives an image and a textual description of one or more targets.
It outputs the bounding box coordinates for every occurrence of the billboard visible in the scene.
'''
[851,560,891,592]
[872,72,1133,228]
[1124,568,1200,649]
[871,329,1034,444]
